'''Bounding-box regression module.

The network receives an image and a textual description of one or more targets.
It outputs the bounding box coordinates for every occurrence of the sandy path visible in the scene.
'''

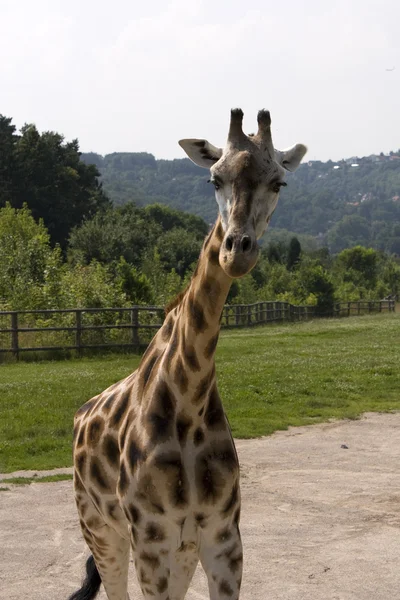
[1,412,400,599]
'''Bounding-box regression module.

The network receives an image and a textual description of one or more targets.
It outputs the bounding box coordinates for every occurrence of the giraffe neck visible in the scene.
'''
[174,216,231,360]
[147,217,232,416]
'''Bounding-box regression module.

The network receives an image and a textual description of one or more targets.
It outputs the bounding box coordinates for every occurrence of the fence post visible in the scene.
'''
[76,310,82,357]
[131,307,140,350]
[11,312,19,361]
[235,306,240,327]
[247,304,252,326]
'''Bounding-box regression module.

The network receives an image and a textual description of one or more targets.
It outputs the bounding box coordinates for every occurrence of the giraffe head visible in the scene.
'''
[179,108,307,278]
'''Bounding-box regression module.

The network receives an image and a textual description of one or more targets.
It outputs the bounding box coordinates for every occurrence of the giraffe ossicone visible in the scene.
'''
[69,109,306,600]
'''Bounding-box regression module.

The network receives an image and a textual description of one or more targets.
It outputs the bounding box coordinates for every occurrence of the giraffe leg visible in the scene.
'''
[80,522,131,600]
[75,488,130,600]
[169,544,199,600]
[133,536,198,600]
[199,524,243,600]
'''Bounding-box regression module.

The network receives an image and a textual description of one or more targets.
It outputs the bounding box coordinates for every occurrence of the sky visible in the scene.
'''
[1,0,399,162]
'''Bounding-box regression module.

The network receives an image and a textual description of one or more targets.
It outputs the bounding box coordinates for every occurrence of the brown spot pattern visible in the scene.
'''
[192,372,212,405]
[188,295,207,333]
[154,453,189,508]
[176,413,193,445]
[193,427,205,446]
[204,333,219,359]
[146,380,176,441]
[215,526,233,544]
[87,417,104,447]
[90,457,110,492]
[174,356,189,394]
[76,452,87,477]
[110,391,130,428]
[75,398,96,417]
[128,440,144,472]
[161,315,173,341]
[76,427,85,448]
[118,462,129,495]
[135,474,165,514]
[219,579,234,596]
[181,335,201,372]
[141,353,158,387]
[145,522,166,542]
[195,455,225,504]
[208,246,220,267]
[204,385,226,430]
[103,435,119,468]
[156,577,168,593]
[103,393,116,412]
[221,482,240,517]
[140,552,160,571]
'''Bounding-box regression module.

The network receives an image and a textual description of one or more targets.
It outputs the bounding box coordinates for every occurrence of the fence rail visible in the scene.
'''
[0,299,395,360]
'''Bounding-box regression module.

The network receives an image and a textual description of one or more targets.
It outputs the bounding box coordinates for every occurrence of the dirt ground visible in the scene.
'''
[1,412,400,600]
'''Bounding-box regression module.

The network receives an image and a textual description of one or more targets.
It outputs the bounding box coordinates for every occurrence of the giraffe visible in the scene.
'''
[68,108,307,600]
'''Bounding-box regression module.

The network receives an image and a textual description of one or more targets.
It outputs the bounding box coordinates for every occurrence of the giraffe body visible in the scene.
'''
[69,109,306,600]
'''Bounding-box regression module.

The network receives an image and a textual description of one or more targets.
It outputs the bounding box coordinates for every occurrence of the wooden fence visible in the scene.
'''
[0,299,395,360]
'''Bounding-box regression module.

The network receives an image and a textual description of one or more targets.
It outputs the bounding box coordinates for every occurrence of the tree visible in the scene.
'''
[156,227,202,277]
[68,203,161,268]
[144,203,208,237]
[300,263,335,315]
[0,116,19,206]
[13,124,110,247]
[286,237,302,270]
[0,116,111,248]
[327,216,372,253]
[337,246,379,289]
[114,258,153,305]
[0,204,63,309]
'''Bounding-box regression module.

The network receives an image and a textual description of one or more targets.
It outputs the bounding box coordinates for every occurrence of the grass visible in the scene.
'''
[0,474,73,485]
[0,312,399,472]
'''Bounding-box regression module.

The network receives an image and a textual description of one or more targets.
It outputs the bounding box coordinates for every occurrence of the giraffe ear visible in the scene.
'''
[275,144,307,172]
[178,139,223,169]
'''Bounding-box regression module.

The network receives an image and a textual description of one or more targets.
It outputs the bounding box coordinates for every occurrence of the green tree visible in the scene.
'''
[286,237,302,270]
[17,125,110,247]
[68,203,161,268]
[114,257,153,305]
[336,246,379,289]
[141,249,182,306]
[58,261,127,309]
[156,227,202,277]
[0,204,63,309]
[0,117,111,247]
[300,263,335,315]
[144,203,208,238]
[0,116,19,206]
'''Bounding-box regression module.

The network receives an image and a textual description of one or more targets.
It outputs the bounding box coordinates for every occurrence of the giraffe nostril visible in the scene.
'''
[240,235,252,253]
[225,235,234,252]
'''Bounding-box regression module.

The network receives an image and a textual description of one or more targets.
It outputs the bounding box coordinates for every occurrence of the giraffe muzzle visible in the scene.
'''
[220,230,259,278]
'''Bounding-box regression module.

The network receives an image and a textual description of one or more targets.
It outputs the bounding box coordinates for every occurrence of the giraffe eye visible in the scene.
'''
[272,181,287,193]
[208,177,222,191]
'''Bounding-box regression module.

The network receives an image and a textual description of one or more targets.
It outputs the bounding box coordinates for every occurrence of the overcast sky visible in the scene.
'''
[1,0,399,162]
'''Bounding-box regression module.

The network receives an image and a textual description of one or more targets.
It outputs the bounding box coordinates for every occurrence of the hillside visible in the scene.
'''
[80,151,400,253]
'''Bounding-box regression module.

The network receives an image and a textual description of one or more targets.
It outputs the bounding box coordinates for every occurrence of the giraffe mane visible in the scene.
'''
[164,283,191,316]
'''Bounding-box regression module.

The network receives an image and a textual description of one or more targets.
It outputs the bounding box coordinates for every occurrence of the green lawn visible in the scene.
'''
[1,313,399,473]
